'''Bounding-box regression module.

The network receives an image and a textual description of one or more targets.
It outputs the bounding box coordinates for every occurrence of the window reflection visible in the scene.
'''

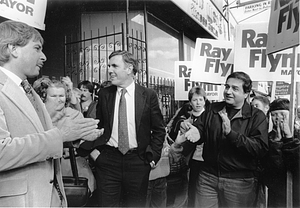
[147,22,179,79]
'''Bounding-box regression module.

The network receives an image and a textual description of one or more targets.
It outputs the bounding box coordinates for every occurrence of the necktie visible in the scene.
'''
[21,79,40,113]
[118,88,130,155]
[21,79,47,130]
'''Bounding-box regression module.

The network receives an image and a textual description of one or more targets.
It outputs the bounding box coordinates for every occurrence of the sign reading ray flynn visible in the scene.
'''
[174,61,221,101]
[0,0,47,30]
[190,38,234,84]
[234,22,300,82]
[266,0,299,54]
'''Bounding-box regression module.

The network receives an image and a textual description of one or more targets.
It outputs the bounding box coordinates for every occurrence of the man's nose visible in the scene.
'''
[226,87,233,94]
[41,52,47,62]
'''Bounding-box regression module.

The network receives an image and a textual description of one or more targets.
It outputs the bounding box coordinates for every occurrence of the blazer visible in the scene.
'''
[93,84,165,164]
[0,70,66,207]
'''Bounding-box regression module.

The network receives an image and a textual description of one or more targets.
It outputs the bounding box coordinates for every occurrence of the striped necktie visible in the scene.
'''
[21,79,40,113]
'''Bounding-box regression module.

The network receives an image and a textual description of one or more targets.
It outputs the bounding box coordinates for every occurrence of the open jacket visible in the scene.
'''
[0,70,66,207]
[183,101,269,179]
[82,84,165,165]
[262,130,300,207]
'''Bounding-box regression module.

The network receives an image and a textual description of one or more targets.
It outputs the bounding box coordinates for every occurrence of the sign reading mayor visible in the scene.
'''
[190,38,234,84]
[0,0,47,30]
[234,22,300,82]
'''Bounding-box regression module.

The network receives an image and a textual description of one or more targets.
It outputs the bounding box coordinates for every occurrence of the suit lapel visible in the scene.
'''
[135,84,146,134]
[106,86,117,129]
[1,76,44,132]
[31,89,53,130]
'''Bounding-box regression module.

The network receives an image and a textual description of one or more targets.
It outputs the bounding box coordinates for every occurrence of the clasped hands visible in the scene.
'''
[273,111,292,141]
[177,120,200,144]
[177,110,232,145]
[59,116,104,143]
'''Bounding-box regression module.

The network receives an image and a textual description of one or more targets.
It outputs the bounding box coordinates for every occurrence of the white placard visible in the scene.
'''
[234,22,300,82]
[0,0,47,30]
[190,38,234,84]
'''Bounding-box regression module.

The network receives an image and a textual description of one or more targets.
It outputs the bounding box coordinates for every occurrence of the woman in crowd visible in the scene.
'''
[167,86,208,208]
[33,77,99,202]
[262,98,300,207]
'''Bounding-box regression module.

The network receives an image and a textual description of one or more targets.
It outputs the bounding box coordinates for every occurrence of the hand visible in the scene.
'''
[51,111,65,124]
[180,120,190,134]
[184,122,200,143]
[45,101,65,123]
[61,76,73,90]
[82,128,104,141]
[175,130,186,144]
[219,111,231,135]
[58,117,100,142]
[274,111,292,140]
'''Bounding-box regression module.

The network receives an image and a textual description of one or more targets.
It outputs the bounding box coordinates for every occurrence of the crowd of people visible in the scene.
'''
[0,20,299,208]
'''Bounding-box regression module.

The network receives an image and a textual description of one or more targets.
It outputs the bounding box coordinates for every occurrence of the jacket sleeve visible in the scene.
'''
[263,134,300,173]
[0,106,63,171]
[147,90,166,164]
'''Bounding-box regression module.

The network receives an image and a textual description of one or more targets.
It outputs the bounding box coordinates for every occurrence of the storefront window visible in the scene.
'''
[147,21,179,79]
[184,36,195,61]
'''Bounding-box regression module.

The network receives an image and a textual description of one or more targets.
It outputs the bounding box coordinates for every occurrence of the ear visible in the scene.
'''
[8,44,18,58]
[127,64,133,74]
[265,105,270,112]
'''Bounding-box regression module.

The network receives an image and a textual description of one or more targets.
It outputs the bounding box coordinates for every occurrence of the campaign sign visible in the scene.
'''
[267,0,299,54]
[174,61,221,101]
[234,22,300,82]
[190,38,234,84]
[0,0,47,30]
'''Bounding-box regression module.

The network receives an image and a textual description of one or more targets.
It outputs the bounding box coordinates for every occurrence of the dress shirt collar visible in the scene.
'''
[117,81,135,97]
[0,66,23,87]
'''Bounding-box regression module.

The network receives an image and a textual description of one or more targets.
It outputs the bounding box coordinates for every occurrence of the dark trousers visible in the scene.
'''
[146,177,167,207]
[95,146,151,207]
[188,159,204,207]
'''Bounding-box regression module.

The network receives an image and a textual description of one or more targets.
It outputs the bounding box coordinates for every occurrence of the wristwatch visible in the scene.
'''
[150,160,156,168]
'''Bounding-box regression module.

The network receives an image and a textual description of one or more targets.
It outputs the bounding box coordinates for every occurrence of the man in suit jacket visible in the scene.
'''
[0,20,101,207]
[89,50,165,207]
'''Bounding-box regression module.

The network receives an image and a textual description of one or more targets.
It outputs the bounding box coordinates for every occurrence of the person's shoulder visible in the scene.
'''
[209,101,225,112]
[99,85,116,94]
[65,107,83,118]
[135,83,156,94]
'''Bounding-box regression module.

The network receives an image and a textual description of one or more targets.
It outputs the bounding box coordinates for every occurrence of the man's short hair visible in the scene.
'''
[78,80,94,93]
[0,20,44,66]
[252,96,270,107]
[109,50,138,75]
[269,98,290,112]
[226,71,252,93]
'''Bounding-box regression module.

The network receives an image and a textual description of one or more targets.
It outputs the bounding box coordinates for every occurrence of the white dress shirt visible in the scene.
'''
[0,66,24,92]
[107,81,137,149]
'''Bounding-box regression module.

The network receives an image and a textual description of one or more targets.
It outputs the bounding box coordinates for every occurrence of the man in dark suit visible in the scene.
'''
[90,50,165,207]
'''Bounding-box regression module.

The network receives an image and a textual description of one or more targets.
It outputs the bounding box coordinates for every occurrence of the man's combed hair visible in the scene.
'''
[78,80,94,94]
[109,50,138,75]
[269,98,290,112]
[252,96,270,106]
[0,20,43,66]
[226,71,252,93]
